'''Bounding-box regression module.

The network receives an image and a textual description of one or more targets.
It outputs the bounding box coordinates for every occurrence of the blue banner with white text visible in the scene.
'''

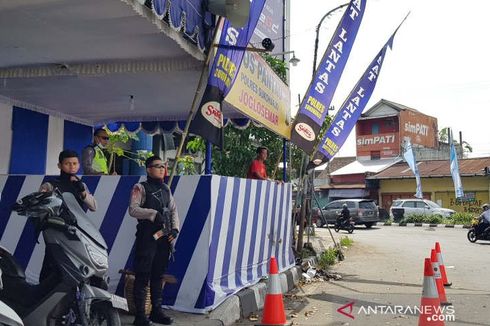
[449,130,464,198]
[318,29,398,159]
[189,0,266,149]
[290,0,366,154]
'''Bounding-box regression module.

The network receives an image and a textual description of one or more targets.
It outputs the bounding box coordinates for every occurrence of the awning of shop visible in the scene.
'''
[328,189,369,198]
[0,0,221,126]
[103,118,253,134]
[331,157,402,176]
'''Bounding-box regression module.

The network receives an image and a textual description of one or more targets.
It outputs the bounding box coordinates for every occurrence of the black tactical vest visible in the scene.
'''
[139,181,171,233]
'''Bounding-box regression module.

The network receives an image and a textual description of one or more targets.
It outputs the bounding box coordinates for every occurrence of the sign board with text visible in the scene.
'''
[399,110,438,148]
[224,51,291,138]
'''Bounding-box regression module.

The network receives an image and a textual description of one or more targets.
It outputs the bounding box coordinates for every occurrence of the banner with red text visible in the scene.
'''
[224,51,291,138]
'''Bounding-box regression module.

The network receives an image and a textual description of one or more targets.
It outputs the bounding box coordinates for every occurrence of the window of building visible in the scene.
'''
[370,151,381,160]
[372,123,379,134]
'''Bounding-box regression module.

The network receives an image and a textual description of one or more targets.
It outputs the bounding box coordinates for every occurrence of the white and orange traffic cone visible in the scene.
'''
[419,258,444,326]
[431,249,451,306]
[435,242,452,287]
[261,257,287,325]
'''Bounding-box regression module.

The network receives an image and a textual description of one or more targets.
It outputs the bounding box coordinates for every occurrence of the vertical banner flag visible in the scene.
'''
[402,138,423,198]
[290,0,366,154]
[189,0,266,149]
[318,16,408,160]
[449,129,464,198]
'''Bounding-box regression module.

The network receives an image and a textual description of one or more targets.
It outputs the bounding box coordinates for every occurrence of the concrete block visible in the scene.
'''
[236,287,258,318]
[209,295,240,326]
[285,269,294,291]
[291,267,299,285]
[279,273,288,293]
[255,282,267,310]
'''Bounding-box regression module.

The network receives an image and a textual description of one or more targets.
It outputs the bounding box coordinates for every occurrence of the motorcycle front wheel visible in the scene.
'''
[467,229,477,243]
[348,225,354,234]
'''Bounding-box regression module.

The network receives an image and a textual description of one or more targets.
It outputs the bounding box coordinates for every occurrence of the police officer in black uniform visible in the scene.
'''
[129,156,179,326]
[39,149,97,282]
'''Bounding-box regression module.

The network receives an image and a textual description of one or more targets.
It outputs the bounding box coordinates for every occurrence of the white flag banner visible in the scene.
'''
[449,129,464,198]
[403,138,423,198]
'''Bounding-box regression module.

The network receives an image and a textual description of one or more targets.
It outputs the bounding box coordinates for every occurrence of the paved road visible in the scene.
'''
[241,226,490,326]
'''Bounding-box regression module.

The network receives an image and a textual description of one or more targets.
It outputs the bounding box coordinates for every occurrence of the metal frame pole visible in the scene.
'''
[167,17,224,186]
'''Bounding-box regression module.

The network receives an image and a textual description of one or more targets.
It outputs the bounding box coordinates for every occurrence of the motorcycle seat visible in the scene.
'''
[0,248,26,280]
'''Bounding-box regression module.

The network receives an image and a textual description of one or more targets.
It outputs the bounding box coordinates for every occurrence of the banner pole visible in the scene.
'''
[167,17,224,186]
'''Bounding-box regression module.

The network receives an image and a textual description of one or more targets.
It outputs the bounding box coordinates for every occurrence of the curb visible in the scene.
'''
[209,265,301,325]
[376,222,472,229]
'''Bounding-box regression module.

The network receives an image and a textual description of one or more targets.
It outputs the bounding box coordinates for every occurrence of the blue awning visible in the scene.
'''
[149,0,214,52]
[101,118,253,135]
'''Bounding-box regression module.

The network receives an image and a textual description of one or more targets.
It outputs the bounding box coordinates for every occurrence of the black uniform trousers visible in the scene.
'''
[133,225,170,316]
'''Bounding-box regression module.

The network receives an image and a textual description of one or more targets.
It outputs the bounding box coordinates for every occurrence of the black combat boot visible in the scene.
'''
[133,276,152,326]
[149,279,173,325]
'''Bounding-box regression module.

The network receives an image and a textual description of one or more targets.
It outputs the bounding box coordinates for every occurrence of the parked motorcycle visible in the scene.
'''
[334,216,355,234]
[467,217,490,243]
[0,191,128,326]
[0,268,23,326]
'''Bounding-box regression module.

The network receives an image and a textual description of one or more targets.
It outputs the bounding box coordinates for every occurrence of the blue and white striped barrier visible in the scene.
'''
[0,175,294,313]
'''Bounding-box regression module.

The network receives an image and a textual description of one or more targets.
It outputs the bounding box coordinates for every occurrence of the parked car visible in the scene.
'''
[313,199,379,228]
[389,199,455,221]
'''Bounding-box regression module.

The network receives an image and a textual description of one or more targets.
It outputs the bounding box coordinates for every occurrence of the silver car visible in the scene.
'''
[390,199,455,221]
[315,199,379,228]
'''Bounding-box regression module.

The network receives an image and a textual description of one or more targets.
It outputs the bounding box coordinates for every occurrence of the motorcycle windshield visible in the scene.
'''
[62,193,108,250]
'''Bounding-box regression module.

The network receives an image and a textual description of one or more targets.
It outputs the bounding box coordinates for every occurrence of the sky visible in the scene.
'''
[288,0,490,158]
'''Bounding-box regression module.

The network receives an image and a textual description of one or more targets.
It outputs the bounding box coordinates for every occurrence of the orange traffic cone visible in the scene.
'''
[435,242,452,287]
[419,258,444,326]
[431,249,451,306]
[261,257,287,325]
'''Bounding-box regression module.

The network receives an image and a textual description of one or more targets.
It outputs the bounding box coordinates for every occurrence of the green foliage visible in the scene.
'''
[400,214,444,224]
[105,128,153,172]
[339,236,354,247]
[445,212,474,225]
[211,124,284,178]
[384,218,394,226]
[438,128,449,143]
[318,248,338,270]
[186,136,206,153]
[262,54,288,83]
[315,115,333,145]
[176,155,197,175]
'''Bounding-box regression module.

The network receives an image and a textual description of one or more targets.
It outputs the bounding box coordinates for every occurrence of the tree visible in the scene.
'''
[438,127,473,157]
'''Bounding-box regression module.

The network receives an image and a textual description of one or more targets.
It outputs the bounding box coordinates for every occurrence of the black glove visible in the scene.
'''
[154,212,165,225]
[168,229,179,243]
[72,180,85,194]
[170,229,179,238]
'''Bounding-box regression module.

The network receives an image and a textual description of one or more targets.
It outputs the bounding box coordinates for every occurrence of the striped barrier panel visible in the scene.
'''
[0,175,294,313]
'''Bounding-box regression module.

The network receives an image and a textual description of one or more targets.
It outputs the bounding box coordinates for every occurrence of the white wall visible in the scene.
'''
[0,102,12,174]
[46,116,64,175]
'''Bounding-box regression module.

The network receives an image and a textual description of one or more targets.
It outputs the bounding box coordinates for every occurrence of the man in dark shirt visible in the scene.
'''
[39,150,97,282]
